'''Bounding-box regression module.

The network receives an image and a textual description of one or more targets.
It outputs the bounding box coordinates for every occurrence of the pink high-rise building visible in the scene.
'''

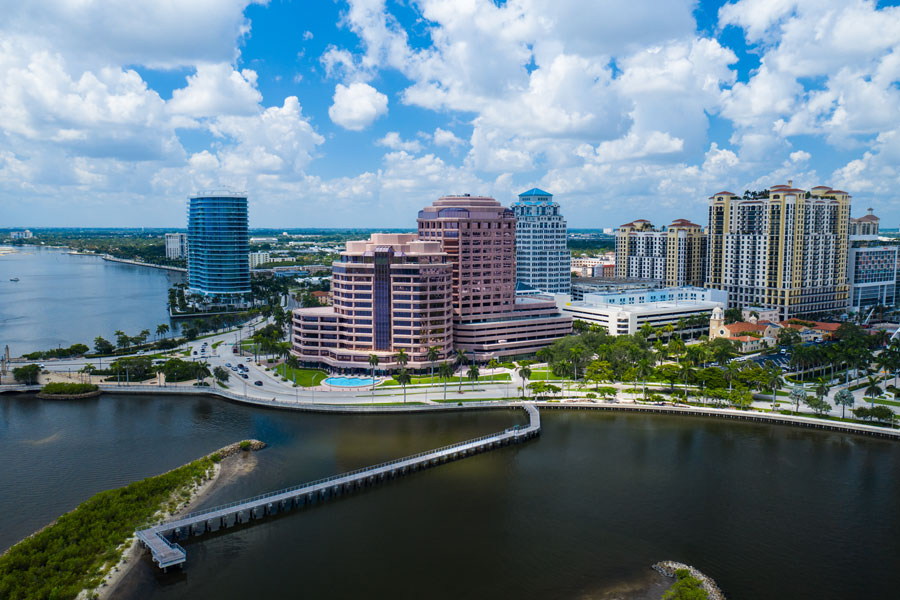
[291,233,453,371]
[418,195,572,360]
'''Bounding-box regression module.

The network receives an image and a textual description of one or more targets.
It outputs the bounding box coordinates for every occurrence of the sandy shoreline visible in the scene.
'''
[80,445,262,600]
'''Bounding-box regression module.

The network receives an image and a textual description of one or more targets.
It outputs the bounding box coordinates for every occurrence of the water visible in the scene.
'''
[323,376,376,387]
[0,247,183,356]
[2,394,899,599]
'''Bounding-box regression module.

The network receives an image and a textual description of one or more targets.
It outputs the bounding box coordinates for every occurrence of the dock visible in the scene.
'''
[137,403,541,570]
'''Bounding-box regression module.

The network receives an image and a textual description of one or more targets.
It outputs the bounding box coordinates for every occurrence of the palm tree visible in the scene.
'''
[569,346,585,392]
[724,362,740,393]
[676,318,687,340]
[789,387,807,415]
[455,349,467,394]
[487,358,500,385]
[156,323,169,340]
[426,346,441,383]
[395,348,409,368]
[518,364,532,399]
[834,388,855,419]
[814,377,829,404]
[679,363,693,401]
[766,366,784,411]
[439,362,454,402]
[467,364,480,392]
[864,376,883,408]
[368,354,379,400]
[636,357,652,400]
[394,368,411,404]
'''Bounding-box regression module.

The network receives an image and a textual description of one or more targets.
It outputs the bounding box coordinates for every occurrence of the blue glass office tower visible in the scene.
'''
[187,194,250,301]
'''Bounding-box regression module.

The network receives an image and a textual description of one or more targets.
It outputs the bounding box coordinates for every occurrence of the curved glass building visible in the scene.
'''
[187,194,250,301]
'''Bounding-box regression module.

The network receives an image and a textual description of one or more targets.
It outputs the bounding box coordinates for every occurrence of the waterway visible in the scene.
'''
[0,247,183,356]
[2,393,899,598]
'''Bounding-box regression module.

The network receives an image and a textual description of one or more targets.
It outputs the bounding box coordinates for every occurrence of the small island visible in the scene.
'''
[35,383,101,400]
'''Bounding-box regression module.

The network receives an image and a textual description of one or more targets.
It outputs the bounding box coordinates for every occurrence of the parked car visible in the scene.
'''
[225,363,231,367]
[254,380,263,386]
[241,373,248,379]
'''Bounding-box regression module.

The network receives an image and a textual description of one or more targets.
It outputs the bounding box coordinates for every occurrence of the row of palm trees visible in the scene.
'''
[366,347,486,403]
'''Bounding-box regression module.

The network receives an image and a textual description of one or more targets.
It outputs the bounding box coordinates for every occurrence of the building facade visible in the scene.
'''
[248,251,271,269]
[187,193,250,301]
[615,219,706,286]
[847,209,898,313]
[511,188,570,294]
[555,287,727,337]
[291,234,452,370]
[165,233,188,259]
[10,230,33,240]
[417,195,571,360]
[706,184,850,319]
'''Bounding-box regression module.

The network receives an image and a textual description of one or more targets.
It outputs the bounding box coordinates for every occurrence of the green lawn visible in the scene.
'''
[528,369,568,381]
[874,398,900,407]
[278,366,328,386]
[381,373,511,386]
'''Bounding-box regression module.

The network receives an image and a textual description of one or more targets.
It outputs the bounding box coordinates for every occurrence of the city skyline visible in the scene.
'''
[3,0,900,228]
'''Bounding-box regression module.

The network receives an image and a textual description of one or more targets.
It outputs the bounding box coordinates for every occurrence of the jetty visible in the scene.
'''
[136,403,541,570]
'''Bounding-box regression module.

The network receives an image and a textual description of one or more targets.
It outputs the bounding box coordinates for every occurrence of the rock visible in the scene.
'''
[652,561,726,600]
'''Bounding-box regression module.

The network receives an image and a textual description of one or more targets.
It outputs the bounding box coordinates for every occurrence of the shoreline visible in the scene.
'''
[75,440,265,600]
[2,383,898,439]
[653,561,726,599]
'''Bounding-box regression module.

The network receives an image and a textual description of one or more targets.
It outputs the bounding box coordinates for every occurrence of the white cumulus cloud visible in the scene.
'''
[328,82,388,131]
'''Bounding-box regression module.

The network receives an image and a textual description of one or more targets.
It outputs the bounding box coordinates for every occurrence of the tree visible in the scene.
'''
[639,322,655,340]
[765,366,784,411]
[789,387,807,414]
[467,364,480,391]
[585,360,614,391]
[395,348,409,369]
[487,358,500,385]
[834,388,855,419]
[455,349,468,393]
[657,363,681,394]
[777,327,802,349]
[729,385,753,409]
[724,307,743,324]
[427,346,441,383]
[13,364,41,385]
[93,336,114,355]
[114,330,130,351]
[518,364,532,399]
[708,337,737,366]
[864,376,883,408]
[439,362,454,402]
[869,405,894,424]
[155,324,169,340]
[803,394,831,416]
[636,357,652,400]
[368,354,380,399]
[396,368,411,404]
[814,378,829,404]
[213,366,230,383]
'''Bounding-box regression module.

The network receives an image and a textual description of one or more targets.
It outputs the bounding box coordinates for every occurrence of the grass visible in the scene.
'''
[381,373,511,386]
[211,341,223,349]
[874,398,900,407]
[278,366,328,387]
[0,451,220,600]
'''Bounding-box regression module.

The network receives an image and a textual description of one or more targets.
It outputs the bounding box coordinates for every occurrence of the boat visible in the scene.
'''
[9,277,19,282]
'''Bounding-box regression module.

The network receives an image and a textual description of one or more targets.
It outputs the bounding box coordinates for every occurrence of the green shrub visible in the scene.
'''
[239,440,251,451]
[0,453,217,599]
[662,569,709,600]
[40,382,99,395]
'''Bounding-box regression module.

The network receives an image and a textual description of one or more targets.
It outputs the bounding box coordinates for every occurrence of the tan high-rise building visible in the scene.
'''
[615,219,706,286]
[291,233,453,371]
[706,184,851,320]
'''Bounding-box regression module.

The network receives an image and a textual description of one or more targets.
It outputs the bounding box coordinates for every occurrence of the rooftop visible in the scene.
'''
[518,188,553,197]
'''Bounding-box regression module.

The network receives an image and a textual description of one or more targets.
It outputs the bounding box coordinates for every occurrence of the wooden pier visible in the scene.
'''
[137,404,540,570]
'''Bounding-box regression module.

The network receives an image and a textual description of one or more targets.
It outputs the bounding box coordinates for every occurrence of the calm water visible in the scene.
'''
[2,394,899,599]
[0,247,183,356]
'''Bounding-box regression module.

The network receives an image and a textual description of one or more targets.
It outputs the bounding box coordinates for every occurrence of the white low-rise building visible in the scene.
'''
[555,287,727,336]
[249,251,271,268]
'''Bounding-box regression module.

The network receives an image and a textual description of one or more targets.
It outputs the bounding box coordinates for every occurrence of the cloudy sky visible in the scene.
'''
[2,0,899,228]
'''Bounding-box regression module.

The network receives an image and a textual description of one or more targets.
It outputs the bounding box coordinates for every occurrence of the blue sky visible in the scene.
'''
[2,0,899,228]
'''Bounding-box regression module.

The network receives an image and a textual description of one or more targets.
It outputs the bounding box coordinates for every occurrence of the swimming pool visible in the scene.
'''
[323,377,376,387]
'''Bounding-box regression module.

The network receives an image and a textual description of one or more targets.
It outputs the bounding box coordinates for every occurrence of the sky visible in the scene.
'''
[2,0,899,229]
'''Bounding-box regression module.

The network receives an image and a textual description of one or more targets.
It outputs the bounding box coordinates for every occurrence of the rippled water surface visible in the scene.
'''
[0,247,182,356]
[2,393,899,599]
